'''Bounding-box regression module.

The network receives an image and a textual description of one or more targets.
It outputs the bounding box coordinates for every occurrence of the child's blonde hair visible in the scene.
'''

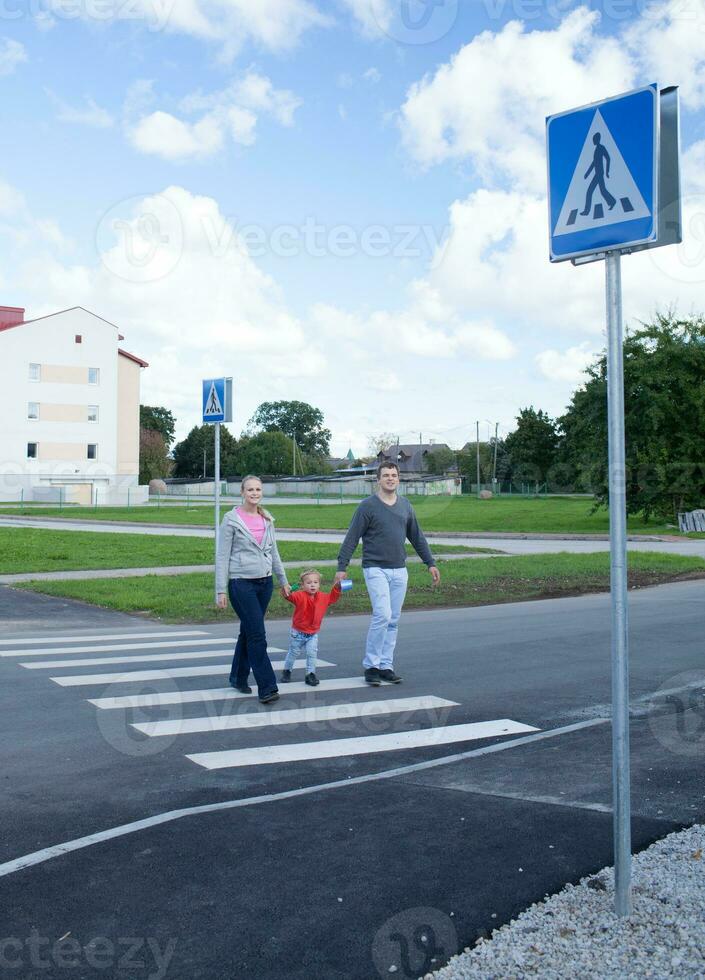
[299,568,322,584]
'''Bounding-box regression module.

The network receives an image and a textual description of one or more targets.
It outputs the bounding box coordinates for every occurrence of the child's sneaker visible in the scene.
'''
[280,669,292,682]
[305,672,320,686]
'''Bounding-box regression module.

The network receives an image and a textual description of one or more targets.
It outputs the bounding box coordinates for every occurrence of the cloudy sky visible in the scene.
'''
[1,0,704,454]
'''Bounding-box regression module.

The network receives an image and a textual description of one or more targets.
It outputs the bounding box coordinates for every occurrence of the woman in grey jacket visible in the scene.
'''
[216,475,291,704]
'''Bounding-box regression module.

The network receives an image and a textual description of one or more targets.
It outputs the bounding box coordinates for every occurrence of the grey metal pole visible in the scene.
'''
[492,422,499,489]
[605,250,632,917]
[476,421,481,498]
[214,422,221,604]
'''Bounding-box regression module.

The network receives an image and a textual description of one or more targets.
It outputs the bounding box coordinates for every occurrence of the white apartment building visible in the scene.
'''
[0,305,149,505]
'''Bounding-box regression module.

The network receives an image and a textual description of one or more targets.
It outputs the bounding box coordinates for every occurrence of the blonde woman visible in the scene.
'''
[216,476,291,704]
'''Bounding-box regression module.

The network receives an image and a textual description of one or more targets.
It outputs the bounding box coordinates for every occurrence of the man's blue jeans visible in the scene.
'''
[362,566,408,669]
[227,576,277,698]
[283,629,319,673]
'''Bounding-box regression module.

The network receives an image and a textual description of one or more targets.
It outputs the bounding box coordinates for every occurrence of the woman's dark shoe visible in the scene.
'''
[364,667,381,686]
[305,672,319,686]
[259,691,280,705]
[230,681,253,694]
[378,669,402,684]
[280,669,292,682]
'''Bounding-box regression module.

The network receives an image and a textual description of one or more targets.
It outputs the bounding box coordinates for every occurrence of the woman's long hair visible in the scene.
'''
[240,475,270,520]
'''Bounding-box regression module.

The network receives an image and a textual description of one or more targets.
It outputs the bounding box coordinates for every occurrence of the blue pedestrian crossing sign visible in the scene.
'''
[547,84,658,262]
[202,377,232,423]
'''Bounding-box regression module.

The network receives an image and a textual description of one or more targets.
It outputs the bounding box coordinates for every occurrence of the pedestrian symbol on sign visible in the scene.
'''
[552,109,650,238]
[204,382,223,418]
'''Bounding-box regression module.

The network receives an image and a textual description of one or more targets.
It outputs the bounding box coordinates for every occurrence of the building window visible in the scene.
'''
[29,363,40,382]
[27,402,39,420]
[27,443,38,459]
[88,367,100,385]
[87,444,98,460]
[75,334,82,344]
[87,405,99,423]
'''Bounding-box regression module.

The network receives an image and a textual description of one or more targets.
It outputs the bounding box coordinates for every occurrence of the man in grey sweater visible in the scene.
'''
[334,462,440,685]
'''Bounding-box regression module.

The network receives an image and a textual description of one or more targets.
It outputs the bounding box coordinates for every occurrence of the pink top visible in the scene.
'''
[237,506,266,545]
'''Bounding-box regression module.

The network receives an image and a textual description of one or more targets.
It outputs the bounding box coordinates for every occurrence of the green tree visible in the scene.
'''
[248,400,331,458]
[140,405,176,447]
[504,408,561,490]
[172,425,240,478]
[424,446,456,475]
[560,313,705,520]
[239,431,295,475]
[139,429,171,484]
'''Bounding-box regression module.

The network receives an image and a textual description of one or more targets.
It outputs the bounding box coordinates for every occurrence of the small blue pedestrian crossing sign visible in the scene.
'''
[202,377,232,423]
[547,84,658,262]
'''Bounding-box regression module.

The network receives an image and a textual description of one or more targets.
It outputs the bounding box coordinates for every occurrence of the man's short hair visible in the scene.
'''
[376,461,400,479]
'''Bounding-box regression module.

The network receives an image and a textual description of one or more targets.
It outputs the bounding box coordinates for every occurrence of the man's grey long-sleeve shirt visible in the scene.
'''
[337,494,435,571]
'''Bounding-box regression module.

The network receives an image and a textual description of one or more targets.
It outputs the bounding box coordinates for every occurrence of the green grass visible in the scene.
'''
[0,496,694,535]
[0,528,484,574]
[16,552,705,623]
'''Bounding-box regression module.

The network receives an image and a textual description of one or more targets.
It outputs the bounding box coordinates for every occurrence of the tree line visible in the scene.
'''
[139,400,333,483]
[426,313,704,521]
[140,314,705,520]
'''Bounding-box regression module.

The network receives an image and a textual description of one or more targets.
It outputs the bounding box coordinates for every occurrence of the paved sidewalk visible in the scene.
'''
[0,553,495,584]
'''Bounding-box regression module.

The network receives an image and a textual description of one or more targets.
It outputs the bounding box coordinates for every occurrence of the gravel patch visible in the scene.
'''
[431,824,705,979]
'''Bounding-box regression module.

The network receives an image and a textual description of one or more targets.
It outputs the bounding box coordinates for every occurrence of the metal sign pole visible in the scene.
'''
[605,249,632,917]
[214,421,221,603]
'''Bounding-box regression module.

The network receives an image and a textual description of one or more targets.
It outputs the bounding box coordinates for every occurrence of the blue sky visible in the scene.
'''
[2,0,705,455]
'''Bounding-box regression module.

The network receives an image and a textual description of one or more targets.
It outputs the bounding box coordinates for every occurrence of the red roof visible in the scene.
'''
[0,306,25,331]
[119,348,149,368]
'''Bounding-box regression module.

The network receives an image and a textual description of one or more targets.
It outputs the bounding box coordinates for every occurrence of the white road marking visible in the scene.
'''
[0,630,208,647]
[89,676,372,709]
[133,696,459,737]
[25,649,248,669]
[0,720,607,879]
[51,660,334,687]
[1,638,254,658]
[187,719,539,770]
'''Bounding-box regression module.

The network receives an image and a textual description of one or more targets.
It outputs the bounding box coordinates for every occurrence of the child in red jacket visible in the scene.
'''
[280,569,342,686]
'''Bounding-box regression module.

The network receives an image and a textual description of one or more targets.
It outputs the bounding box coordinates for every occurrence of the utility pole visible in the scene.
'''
[293,435,296,476]
[203,447,206,479]
[419,432,422,474]
[493,422,499,491]
[476,421,481,498]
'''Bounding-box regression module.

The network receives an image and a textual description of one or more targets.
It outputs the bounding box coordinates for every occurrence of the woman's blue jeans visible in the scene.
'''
[227,576,276,698]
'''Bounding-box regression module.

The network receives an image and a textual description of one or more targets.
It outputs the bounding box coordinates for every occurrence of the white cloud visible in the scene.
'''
[46,90,114,128]
[683,140,705,195]
[363,66,381,83]
[128,73,302,161]
[399,9,634,193]
[535,343,598,383]
[625,0,705,110]
[129,111,225,160]
[0,38,27,76]
[44,0,329,56]
[339,0,391,37]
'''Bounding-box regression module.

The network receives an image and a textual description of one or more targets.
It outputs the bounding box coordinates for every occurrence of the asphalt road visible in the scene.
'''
[1,581,703,979]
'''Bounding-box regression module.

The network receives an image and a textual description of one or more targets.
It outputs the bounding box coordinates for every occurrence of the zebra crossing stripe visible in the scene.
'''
[2,637,235,658]
[51,660,335,687]
[187,720,539,769]
[22,648,284,669]
[88,676,372,709]
[132,696,459,738]
[0,630,207,647]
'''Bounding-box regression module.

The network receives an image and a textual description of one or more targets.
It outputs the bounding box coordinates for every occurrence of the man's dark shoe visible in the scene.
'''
[230,681,253,694]
[305,672,320,687]
[364,668,381,686]
[378,669,402,684]
[259,691,280,705]
[280,669,292,683]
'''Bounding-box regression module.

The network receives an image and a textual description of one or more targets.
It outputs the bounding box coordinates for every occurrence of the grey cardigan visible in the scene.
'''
[216,508,289,594]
